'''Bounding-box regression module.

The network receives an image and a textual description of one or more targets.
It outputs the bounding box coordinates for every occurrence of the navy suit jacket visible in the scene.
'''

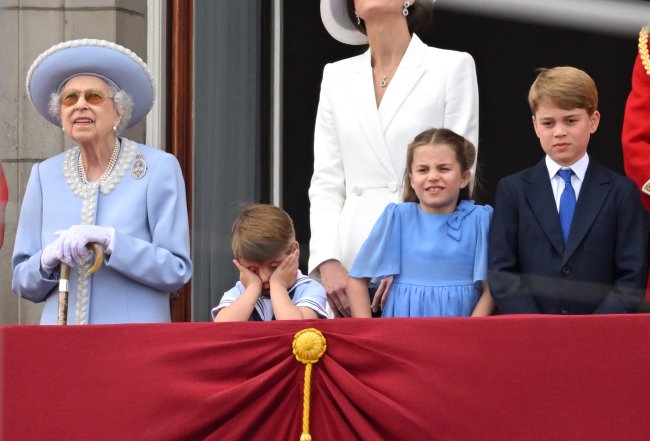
[488,158,647,314]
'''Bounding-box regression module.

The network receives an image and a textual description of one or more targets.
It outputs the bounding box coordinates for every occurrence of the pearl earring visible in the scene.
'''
[403,1,410,16]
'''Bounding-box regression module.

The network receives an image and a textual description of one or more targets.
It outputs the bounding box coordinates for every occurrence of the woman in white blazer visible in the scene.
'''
[310,0,479,316]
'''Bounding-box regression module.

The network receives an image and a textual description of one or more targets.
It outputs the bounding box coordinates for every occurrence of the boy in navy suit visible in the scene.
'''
[489,66,647,314]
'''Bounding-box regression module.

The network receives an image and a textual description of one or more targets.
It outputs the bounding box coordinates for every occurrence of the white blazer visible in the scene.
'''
[308,34,479,274]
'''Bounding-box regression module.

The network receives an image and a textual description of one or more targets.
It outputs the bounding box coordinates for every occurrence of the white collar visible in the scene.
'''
[545,153,589,182]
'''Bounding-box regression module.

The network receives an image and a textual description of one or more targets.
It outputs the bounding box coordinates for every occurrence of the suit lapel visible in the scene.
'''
[524,160,565,256]
[378,35,426,134]
[350,50,396,176]
[563,161,611,262]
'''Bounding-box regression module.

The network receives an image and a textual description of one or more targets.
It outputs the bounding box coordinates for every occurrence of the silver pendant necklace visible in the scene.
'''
[373,59,400,88]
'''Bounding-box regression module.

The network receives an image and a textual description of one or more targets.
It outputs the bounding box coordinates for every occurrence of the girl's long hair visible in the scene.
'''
[402,128,476,203]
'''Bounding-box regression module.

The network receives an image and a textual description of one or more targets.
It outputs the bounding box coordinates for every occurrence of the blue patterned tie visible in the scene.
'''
[558,169,575,244]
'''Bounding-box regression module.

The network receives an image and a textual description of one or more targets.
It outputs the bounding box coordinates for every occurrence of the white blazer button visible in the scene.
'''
[351,186,361,196]
[388,182,398,193]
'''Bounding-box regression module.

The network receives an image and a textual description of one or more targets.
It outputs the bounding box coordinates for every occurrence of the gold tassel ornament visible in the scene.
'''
[292,328,327,441]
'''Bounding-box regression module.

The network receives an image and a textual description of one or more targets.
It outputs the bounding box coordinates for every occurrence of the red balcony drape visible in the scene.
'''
[3,315,650,440]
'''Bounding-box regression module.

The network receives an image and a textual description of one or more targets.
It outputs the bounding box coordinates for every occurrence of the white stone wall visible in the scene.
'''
[0,0,147,324]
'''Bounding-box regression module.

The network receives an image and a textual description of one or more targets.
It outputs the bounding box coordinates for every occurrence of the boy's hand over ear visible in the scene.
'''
[233,259,262,294]
[270,249,299,291]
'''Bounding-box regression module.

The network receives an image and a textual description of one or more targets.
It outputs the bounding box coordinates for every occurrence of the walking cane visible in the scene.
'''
[57,242,104,325]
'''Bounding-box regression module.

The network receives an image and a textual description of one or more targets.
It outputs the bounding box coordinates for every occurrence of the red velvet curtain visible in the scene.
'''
[3,316,650,440]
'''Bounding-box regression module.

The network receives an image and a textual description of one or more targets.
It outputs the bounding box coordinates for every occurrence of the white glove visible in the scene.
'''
[40,236,75,273]
[56,225,115,266]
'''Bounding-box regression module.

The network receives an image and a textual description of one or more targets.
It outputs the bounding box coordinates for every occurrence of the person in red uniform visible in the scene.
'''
[622,25,650,303]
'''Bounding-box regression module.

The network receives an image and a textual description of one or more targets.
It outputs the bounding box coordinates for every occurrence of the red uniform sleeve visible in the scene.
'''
[622,27,650,302]
[622,28,650,213]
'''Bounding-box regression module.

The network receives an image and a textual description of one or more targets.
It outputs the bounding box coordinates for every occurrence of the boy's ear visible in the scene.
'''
[291,241,299,253]
[589,110,601,134]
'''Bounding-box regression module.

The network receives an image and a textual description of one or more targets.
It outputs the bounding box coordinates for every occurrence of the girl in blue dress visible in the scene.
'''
[347,128,494,318]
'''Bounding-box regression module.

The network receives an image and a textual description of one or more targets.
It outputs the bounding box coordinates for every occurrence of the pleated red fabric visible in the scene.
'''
[3,315,650,441]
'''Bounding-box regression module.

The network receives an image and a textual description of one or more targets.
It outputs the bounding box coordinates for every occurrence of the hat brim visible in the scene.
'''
[320,0,368,45]
[320,0,437,46]
[26,39,154,128]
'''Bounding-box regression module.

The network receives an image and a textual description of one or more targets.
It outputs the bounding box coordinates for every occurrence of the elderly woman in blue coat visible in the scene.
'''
[12,39,192,324]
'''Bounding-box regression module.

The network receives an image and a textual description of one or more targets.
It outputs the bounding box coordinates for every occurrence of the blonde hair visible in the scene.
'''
[528,66,598,116]
[402,128,476,203]
[231,204,296,262]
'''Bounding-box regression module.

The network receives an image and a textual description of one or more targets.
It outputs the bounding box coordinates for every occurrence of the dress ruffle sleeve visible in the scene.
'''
[472,204,493,284]
[348,203,401,279]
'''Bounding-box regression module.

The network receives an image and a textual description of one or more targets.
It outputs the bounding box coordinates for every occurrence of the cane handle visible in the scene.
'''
[87,242,104,274]
[57,242,104,325]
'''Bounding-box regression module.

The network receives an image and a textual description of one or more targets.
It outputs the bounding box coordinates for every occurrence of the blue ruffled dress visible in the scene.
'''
[348,200,493,317]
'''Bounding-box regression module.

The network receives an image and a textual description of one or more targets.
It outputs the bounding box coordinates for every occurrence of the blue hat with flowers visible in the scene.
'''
[26,39,155,128]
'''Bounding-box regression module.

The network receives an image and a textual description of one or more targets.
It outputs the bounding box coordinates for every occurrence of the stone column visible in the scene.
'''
[0,0,147,324]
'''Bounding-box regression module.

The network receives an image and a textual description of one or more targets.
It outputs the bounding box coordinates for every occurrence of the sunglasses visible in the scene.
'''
[60,89,114,107]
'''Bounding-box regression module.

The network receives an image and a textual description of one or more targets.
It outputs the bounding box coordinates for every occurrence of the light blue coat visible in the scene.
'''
[12,139,192,324]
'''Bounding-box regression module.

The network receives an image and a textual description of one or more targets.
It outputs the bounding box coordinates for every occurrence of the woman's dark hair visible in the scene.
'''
[402,127,476,204]
[346,1,434,38]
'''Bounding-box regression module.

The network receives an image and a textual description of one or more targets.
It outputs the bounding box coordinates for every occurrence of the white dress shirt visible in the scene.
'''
[545,153,589,212]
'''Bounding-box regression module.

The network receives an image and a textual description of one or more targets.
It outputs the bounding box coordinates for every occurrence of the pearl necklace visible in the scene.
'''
[78,138,121,185]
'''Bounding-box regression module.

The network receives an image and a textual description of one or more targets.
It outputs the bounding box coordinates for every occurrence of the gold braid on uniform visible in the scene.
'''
[640,26,650,77]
